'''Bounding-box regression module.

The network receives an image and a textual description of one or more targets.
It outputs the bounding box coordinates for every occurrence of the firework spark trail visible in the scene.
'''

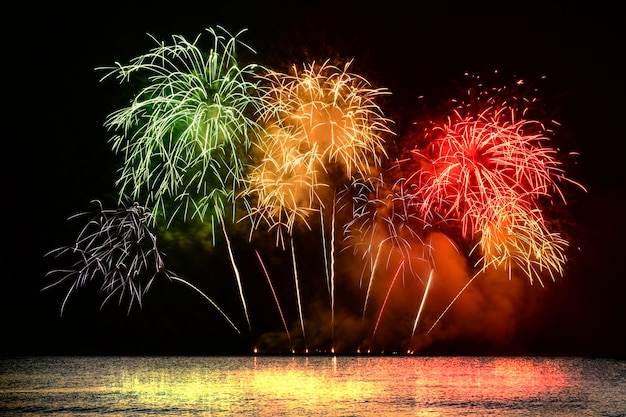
[362,245,380,319]
[169,276,241,335]
[320,209,331,296]
[330,196,337,346]
[371,260,404,342]
[290,236,306,345]
[96,27,267,332]
[221,219,251,334]
[255,250,292,348]
[411,268,434,339]
[426,269,482,335]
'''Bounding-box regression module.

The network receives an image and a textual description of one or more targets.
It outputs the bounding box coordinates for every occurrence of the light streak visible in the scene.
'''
[362,245,381,319]
[329,196,337,346]
[169,276,241,334]
[426,270,482,335]
[255,250,292,347]
[411,268,434,338]
[371,260,404,342]
[221,219,251,333]
[291,236,306,345]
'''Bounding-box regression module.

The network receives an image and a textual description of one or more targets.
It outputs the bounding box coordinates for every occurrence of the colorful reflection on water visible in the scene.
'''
[411,357,570,402]
[1,356,623,416]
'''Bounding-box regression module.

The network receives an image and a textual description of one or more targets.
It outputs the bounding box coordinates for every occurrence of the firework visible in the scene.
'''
[412,107,566,238]
[400,74,586,342]
[408,75,585,282]
[240,60,394,346]
[97,27,265,226]
[44,200,240,333]
[257,60,391,178]
[243,60,393,240]
[97,27,269,333]
[242,123,327,248]
[44,200,165,314]
[471,194,570,285]
[341,174,427,318]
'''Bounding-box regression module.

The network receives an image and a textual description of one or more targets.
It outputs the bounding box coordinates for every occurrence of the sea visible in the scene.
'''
[0,355,624,416]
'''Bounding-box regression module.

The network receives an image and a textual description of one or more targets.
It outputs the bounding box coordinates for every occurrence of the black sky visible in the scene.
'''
[2,1,624,357]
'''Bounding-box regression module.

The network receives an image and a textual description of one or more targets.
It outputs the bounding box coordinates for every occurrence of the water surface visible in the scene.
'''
[1,356,624,416]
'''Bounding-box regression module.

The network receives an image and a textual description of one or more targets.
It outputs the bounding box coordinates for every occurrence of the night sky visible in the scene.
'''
[3,1,624,357]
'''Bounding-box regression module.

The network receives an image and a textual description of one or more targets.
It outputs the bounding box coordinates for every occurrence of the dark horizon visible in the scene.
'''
[3,1,624,358]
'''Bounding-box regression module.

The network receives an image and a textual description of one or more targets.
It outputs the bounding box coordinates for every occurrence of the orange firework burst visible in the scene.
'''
[241,60,394,347]
[241,59,396,262]
[242,123,327,248]
[472,194,569,285]
[256,60,392,177]
[243,59,394,249]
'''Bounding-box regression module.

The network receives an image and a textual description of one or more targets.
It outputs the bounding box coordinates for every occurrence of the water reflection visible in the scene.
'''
[1,356,622,416]
[414,357,570,397]
[110,356,574,415]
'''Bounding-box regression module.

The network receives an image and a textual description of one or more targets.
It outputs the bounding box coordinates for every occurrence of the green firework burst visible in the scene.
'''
[98,26,266,230]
